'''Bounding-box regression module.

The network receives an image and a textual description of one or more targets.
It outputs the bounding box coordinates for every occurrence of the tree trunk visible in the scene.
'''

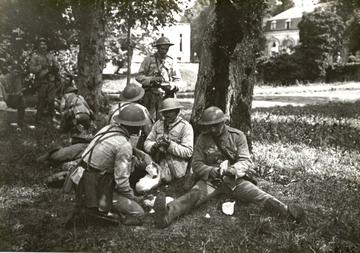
[190,0,265,151]
[74,0,107,113]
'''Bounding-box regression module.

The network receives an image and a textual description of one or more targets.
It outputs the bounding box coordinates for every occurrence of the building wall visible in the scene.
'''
[157,23,191,63]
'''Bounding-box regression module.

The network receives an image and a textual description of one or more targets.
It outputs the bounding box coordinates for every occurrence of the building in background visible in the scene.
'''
[263,4,321,56]
[157,23,191,63]
[132,23,191,64]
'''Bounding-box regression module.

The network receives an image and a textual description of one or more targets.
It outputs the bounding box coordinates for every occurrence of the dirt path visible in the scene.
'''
[178,89,360,109]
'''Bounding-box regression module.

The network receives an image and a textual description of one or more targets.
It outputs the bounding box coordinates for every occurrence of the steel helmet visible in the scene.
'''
[153,37,174,47]
[64,86,78,94]
[198,106,226,125]
[119,83,145,102]
[158,98,183,112]
[113,103,148,126]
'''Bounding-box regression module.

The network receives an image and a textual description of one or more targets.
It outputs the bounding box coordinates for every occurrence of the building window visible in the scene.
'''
[271,20,276,30]
[179,34,183,52]
[285,19,292,29]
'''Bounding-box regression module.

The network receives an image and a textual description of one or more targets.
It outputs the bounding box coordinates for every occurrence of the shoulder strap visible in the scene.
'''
[107,103,127,125]
[164,119,183,135]
[86,127,127,169]
[210,134,237,164]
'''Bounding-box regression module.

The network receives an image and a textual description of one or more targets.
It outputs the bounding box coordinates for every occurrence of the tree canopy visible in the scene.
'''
[298,7,345,80]
[0,0,185,112]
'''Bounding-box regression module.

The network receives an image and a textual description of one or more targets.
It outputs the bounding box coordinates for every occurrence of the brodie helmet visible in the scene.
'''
[113,103,148,126]
[198,106,226,125]
[153,37,174,47]
[158,98,183,112]
[119,83,145,102]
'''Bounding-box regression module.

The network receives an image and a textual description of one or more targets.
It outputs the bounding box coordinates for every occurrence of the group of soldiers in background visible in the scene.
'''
[3,36,305,228]
[0,37,95,133]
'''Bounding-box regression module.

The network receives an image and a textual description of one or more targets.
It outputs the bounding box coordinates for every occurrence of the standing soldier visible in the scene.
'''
[0,63,28,128]
[135,37,182,121]
[29,37,60,125]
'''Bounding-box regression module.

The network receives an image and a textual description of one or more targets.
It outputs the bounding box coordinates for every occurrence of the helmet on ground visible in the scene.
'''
[158,98,183,112]
[119,83,145,102]
[64,86,78,94]
[198,106,226,125]
[153,37,174,47]
[114,103,148,126]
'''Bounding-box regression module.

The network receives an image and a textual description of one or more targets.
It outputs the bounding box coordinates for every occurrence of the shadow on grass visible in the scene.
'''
[252,100,360,151]
[0,100,360,252]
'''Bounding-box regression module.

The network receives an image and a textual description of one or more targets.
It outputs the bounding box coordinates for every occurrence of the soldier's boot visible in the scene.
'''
[153,189,201,228]
[120,214,143,226]
[17,107,26,127]
[264,198,305,224]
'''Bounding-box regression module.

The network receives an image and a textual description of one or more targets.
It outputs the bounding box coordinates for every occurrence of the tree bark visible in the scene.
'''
[190,0,264,151]
[74,0,107,113]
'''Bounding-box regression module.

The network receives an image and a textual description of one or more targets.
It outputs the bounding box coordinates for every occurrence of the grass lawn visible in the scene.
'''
[0,99,359,252]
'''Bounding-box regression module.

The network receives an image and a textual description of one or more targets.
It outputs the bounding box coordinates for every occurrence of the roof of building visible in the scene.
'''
[269,4,323,20]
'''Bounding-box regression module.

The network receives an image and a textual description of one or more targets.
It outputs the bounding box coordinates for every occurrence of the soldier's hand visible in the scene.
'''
[151,142,159,153]
[223,166,236,177]
[210,167,221,179]
[151,76,162,83]
[158,136,170,148]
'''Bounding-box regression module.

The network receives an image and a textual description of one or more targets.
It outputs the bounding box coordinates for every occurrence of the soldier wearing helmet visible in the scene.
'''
[153,106,305,228]
[135,36,182,121]
[65,103,149,228]
[107,83,153,151]
[59,84,95,133]
[136,98,194,193]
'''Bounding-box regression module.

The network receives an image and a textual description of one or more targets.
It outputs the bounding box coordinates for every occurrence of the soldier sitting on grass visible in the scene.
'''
[153,106,305,228]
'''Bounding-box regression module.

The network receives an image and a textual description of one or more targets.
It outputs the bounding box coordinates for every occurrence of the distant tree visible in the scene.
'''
[267,0,295,17]
[298,7,345,81]
[334,0,360,53]
[0,0,184,112]
[181,0,211,62]
[0,0,71,73]
[107,0,182,84]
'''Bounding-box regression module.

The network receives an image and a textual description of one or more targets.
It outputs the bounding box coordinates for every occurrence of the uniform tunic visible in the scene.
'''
[135,53,181,120]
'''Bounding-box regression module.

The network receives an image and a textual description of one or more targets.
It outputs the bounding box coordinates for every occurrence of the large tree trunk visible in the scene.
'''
[74,0,107,113]
[190,0,265,151]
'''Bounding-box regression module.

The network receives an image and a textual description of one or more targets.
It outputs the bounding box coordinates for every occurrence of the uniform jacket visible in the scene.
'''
[82,125,135,199]
[192,126,252,184]
[144,116,193,178]
[60,93,94,119]
[29,52,59,84]
[135,53,181,93]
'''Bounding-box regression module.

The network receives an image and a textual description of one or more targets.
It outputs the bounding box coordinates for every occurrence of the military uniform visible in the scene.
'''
[192,126,286,211]
[137,115,193,193]
[135,53,181,120]
[153,126,295,228]
[60,91,94,132]
[29,51,59,122]
[77,124,144,218]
